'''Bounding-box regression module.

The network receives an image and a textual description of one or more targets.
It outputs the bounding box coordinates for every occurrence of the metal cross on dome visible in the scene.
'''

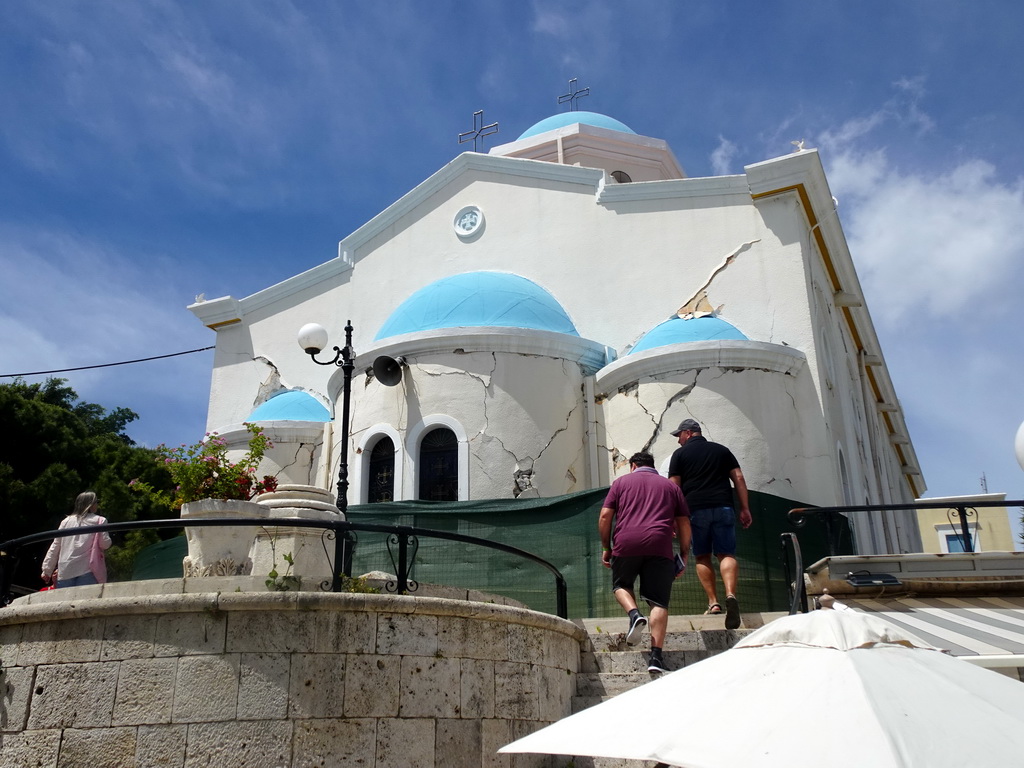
[458,110,499,152]
[557,78,590,111]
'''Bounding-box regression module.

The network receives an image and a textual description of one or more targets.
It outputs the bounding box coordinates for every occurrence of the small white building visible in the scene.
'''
[189,110,924,556]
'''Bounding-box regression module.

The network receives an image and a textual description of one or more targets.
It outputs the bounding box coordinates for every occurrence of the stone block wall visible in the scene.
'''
[0,591,583,767]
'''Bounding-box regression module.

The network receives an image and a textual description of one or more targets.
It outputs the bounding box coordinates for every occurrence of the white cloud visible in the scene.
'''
[532,8,571,37]
[0,225,213,447]
[710,136,738,176]
[806,84,1024,506]
[826,150,1024,323]
[813,82,1024,325]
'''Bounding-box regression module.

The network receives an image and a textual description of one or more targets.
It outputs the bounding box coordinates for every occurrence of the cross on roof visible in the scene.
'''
[557,78,590,111]
[458,110,499,152]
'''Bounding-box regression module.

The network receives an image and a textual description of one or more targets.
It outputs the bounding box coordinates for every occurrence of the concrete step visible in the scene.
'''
[569,756,662,768]
[575,671,656,697]
[579,647,724,675]
[592,626,747,650]
[568,614,782,716]
[574,610,785,641]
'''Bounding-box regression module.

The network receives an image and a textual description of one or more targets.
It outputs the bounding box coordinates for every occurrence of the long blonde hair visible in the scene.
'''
[73,491,98,519]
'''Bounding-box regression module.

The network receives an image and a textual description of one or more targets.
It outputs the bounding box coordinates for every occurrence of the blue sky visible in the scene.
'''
[2,2,1022,537]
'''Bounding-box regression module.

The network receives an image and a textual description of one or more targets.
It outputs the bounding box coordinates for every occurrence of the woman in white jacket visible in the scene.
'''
[41,490,113,588]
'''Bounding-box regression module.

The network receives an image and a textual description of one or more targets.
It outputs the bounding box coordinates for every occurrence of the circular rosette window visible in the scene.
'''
[453,205,484,239]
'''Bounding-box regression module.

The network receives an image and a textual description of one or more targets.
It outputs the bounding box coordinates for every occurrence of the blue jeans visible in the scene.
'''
[57,572,99,588]
[690,506,737,557]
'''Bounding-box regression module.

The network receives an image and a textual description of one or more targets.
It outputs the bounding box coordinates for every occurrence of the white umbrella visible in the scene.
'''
[500,608,1024,767]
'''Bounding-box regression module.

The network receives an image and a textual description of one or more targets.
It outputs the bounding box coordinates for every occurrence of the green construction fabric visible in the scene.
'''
[131,535,187,580]
[129,489,851,619]
[346,488,850,618]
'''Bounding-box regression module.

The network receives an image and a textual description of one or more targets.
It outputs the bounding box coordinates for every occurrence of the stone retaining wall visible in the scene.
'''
[0,591,583,767]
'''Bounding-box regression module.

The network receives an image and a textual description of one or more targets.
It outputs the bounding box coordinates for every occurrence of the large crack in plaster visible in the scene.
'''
[449,354,516,492]
[462,356,583,498]
[417,352,497,391]
[518,398,581,497]
[676,239,760,317]
[639,379,697,454]
[253,356,284,407]
[607,367,774,468]
[274,443,319,486]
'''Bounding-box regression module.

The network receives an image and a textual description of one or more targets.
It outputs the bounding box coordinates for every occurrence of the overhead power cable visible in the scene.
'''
[1,346,215,378]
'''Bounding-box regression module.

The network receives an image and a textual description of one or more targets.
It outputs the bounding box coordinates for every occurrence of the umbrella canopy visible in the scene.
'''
[500,608,1024,767]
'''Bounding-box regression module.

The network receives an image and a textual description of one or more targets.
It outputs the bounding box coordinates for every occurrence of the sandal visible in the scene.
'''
[704,602,723,615]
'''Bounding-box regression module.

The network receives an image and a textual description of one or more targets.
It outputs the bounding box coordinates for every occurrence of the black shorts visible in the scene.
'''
[611,555,675,609]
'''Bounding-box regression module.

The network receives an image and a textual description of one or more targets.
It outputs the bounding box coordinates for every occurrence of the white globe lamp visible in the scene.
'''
[297,323,329,355]
[1016,419,1024,472]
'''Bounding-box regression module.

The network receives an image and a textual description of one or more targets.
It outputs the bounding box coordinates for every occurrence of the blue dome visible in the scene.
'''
[629,317,748,354]
[375,272,578,341]
[518,111,636,140]
[248,390,331,422]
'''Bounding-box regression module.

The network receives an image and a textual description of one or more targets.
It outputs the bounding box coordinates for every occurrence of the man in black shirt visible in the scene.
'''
[668,419,751,629]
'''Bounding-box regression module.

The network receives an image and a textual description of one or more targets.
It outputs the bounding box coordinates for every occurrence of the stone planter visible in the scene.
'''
[180,498,269,577]
[250,485,343,589]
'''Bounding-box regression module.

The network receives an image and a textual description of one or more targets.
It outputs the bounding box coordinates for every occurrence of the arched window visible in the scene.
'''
[367,436,396,503]
[418,427,458,501]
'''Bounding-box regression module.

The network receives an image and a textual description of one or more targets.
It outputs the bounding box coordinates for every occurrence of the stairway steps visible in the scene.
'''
[580,647,729,674]
[583,627,746,653]
[571,624,757,715]
[569,756,662,768]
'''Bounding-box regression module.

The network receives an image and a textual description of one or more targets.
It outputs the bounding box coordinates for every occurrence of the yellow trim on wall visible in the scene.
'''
[207,318,241,330]
[751,184,921,498]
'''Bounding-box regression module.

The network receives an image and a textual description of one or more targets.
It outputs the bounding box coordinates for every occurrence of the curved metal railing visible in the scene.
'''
[0,516,570,618]
[789,498,1024,556]
[779,532,807,614]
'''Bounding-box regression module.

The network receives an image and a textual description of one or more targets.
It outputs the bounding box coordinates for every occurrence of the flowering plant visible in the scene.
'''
[154,423,278,509]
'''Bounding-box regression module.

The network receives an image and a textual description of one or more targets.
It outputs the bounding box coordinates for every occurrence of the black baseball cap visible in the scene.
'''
[670,418,701,436]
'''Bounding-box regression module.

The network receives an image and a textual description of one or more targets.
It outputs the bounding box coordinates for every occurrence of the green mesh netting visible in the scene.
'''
[131,535,187,580]
[345,488,849,618]
[132,489,850,618]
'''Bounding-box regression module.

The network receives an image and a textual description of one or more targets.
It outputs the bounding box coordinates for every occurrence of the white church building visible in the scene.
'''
[189,109,924,559]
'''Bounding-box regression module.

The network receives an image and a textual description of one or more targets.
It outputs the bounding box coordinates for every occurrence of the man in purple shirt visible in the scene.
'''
[599,451,691,673]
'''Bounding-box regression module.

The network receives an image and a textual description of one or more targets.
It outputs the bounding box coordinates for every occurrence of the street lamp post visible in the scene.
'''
[297,320,355,512]
[297,320,356,586]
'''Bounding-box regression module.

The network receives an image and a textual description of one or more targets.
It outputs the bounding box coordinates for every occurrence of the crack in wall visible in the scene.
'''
[419,365,493,391]
[640,380,697,454]
[467,355,519,491]
[274,442,318,485]
[676,239,760,316]
[253,356,283,407]
[509,399,581,498]
[514,360,584,496]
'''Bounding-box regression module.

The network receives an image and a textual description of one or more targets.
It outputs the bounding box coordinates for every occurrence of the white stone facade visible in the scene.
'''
[189,113,924,555]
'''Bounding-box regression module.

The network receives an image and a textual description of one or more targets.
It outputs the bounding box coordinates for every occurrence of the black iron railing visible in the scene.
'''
[789,498,1024,557]
[779,531,807,615]
[782,498,1024,611]
[0,516,569,618]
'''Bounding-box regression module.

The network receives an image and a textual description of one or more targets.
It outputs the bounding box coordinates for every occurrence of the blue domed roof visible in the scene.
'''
[629,317,748,354]
[518,111,637,140]
[375,272,578,341]
[248,390,331,422]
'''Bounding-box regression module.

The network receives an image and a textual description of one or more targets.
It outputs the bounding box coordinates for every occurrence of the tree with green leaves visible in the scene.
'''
[0,378,178,589]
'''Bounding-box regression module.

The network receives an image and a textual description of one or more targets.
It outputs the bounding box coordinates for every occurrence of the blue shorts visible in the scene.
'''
[690,506,737,557]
